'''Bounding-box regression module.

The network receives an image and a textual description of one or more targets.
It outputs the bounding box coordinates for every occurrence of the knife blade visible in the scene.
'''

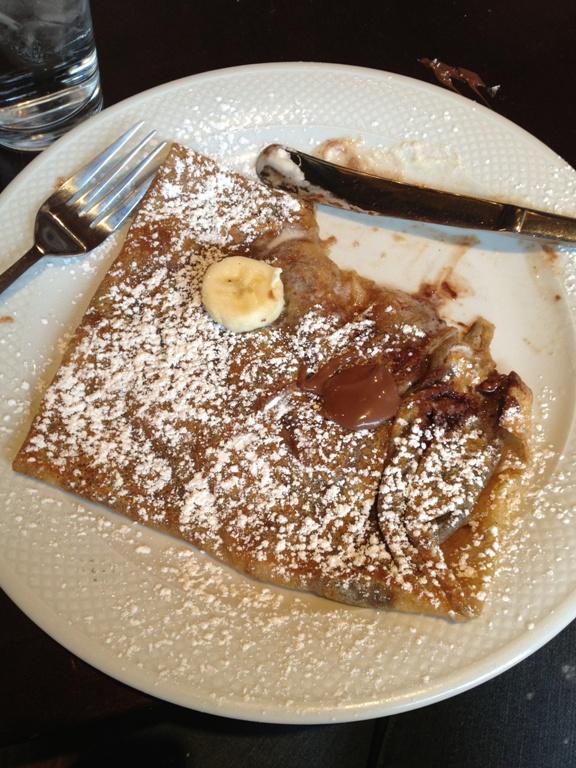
[255,144,576,243]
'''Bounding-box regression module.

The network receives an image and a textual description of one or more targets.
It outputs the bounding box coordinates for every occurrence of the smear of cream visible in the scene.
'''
[316,137,487,197]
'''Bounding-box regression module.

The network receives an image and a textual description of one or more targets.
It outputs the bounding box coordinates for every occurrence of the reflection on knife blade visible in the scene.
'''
[255,144,576,244]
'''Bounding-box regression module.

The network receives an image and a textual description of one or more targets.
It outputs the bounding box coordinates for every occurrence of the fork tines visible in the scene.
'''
[55,122,169,233]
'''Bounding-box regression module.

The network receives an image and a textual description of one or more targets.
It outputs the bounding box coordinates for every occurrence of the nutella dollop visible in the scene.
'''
[299,358,400,431]
[418,58,494,106]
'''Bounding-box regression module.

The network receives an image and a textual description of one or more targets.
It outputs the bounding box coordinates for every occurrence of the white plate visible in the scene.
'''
[1,63,576,724]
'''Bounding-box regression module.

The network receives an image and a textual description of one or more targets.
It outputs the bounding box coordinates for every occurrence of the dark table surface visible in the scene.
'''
[1,0,576,753]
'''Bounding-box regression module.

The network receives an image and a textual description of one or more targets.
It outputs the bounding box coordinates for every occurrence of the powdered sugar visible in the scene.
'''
[15,144,531,617]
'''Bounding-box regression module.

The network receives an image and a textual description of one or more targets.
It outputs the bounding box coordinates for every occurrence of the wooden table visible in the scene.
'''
[1,0,575,752]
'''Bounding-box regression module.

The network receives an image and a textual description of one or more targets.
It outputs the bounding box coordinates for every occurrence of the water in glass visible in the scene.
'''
[0,0,102,151]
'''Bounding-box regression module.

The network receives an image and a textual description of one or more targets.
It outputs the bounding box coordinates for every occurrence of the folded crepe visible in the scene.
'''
[14,144,531,618]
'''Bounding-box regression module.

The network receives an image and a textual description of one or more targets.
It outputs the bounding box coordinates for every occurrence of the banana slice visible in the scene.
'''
[201,256,285,333]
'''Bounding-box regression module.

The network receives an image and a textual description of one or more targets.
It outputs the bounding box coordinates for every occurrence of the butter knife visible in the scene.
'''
[255,144,576,243]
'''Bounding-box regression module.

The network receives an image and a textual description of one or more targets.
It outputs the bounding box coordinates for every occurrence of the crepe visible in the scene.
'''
[13,143,531,618]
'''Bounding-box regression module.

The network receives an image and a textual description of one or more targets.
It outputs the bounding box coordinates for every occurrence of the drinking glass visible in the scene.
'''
[0,0,102,151]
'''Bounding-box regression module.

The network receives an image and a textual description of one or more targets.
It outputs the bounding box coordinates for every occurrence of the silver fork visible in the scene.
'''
[0,122,169,295]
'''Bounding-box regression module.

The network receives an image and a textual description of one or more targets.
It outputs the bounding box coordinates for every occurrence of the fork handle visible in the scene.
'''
[0,244,45,296]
